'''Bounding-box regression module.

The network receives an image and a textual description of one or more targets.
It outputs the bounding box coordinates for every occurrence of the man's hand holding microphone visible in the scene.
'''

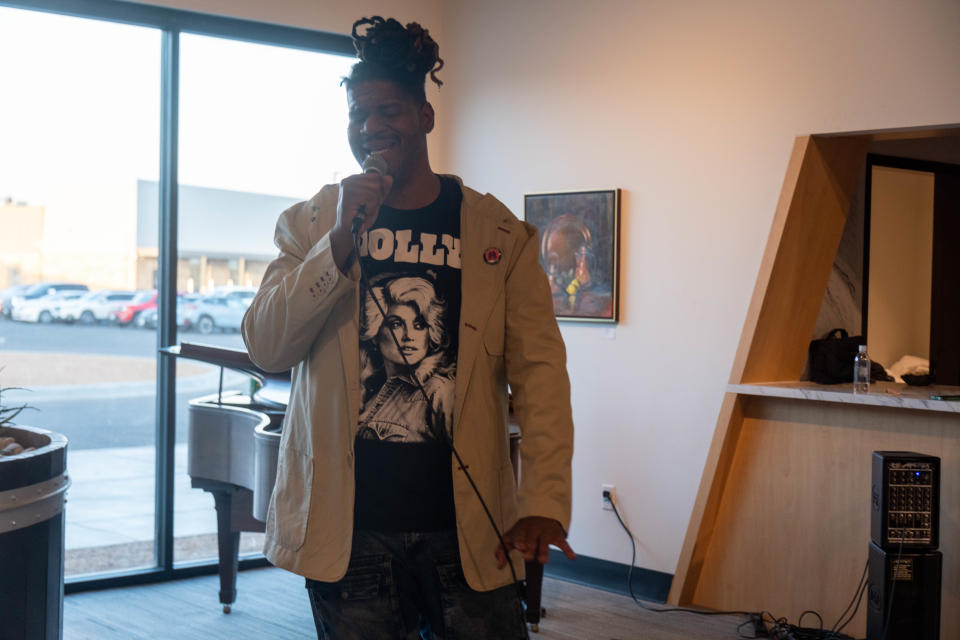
[331,153,392,273]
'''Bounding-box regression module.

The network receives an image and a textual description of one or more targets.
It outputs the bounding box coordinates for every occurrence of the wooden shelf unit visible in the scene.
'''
[668,126,960,639]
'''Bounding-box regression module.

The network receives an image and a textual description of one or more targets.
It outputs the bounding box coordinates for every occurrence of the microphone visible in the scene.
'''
[352,153,388,236]
[362,152,387,176]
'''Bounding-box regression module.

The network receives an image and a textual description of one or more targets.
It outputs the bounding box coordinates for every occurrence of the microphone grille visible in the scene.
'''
[362,153,388,175]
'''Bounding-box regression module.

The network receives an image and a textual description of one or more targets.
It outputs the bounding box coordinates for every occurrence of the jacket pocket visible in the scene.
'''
[306,554,392,601]
[435,554,469,590]
[271,448,313,550]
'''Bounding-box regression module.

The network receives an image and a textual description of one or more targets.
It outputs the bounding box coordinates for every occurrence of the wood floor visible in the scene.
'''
[64,568,747,639]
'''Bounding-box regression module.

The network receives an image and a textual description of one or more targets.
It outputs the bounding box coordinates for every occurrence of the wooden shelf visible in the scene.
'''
[729,380,960,414]
[668,124,960,639]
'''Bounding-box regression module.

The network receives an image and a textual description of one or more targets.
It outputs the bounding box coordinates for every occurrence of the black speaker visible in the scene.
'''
[871,451,939,551]
[867,542,941,640]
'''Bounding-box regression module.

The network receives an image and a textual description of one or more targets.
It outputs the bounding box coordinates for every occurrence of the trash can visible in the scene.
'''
[0,425,70,640]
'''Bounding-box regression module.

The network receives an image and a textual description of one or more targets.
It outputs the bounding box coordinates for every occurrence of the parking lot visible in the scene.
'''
[2,284,257,332]
[0,318,248,450]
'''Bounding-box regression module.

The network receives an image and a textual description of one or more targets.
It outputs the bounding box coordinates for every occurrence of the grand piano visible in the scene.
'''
[167,342,546,629]
[163,343,286,613]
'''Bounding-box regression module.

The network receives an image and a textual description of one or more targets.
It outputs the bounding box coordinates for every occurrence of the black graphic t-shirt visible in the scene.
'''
[353,176,462,532]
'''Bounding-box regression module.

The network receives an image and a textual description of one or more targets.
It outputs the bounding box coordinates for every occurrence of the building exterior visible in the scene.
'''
[135,180,298,293]
[0,184,297,295]
[0,199,45,289]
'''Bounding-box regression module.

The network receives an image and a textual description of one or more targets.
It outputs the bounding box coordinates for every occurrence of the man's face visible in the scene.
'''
[347,80,434,182]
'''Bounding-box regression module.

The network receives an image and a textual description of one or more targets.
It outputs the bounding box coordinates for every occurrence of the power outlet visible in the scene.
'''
[601,484,615,511]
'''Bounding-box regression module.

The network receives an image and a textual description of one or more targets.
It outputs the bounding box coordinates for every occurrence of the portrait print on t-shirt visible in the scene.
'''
[352,176,462,532]
[358,274,455,443]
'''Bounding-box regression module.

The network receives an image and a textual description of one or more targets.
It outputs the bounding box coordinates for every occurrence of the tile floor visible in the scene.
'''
[65,443,218,549]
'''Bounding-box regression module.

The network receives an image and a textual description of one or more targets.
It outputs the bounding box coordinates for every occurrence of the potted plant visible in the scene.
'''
[0,381,70,640]
[0,384,34,455]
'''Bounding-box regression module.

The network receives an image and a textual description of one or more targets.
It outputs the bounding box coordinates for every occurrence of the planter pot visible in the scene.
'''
[0,425,70,640]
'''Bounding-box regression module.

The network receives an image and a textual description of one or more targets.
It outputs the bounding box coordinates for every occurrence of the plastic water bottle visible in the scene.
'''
[853,345,870,394]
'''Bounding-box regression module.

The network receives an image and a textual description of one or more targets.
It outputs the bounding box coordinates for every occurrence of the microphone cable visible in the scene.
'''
[606,491,862,640]
[352,225,532,640]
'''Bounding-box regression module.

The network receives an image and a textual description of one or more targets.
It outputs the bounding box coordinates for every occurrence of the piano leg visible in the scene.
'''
[211,490,240,613]
[524,560,545,632]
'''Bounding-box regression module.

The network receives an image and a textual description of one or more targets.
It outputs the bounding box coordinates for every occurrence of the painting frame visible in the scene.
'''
[523,188,621,323]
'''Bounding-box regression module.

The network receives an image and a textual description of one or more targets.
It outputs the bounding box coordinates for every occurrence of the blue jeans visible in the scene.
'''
[305,530,525,640]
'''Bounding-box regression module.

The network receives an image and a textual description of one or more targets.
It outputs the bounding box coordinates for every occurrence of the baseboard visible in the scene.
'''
[542,549,672,603]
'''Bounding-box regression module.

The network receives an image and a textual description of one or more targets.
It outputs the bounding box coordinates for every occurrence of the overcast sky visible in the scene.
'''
[0,6,357,252]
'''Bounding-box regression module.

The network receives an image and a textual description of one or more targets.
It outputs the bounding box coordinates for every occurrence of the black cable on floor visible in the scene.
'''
[831,559,869,635]
[606,493,752,619]
[607,493,864,640]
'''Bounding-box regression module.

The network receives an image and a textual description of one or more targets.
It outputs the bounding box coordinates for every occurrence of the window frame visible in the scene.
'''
[0,0,353,593]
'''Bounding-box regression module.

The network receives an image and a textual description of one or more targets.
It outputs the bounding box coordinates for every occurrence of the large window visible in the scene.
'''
[0,0,354,587]
[0,6,162,577]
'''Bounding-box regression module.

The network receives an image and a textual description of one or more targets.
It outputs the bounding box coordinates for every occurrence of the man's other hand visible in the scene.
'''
[495,516,576,569]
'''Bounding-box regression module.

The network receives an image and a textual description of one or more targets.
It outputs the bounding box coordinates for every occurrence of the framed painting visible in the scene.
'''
[524,189,621,323]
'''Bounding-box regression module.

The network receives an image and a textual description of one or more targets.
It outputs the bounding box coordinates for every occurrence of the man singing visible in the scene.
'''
[242,16,574,639]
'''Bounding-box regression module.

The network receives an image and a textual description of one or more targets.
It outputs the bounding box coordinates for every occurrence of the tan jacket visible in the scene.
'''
[241,179,573,591]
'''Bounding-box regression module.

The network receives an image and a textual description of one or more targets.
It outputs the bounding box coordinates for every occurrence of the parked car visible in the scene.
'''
[182,291,254,334]
[55,290,137,324]
[11,290,86,323]
[135,293,198,329]
[210,287,257,303]
[114,290,157,325]
[6,282,89,319]
[0,284,32,318]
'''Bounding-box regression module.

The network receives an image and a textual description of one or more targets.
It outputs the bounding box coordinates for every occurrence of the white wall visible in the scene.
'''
[438,0,960,574]
[136,0,960,577]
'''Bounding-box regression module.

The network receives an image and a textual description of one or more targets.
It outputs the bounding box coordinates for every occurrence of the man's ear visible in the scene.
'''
[421,101,435,134]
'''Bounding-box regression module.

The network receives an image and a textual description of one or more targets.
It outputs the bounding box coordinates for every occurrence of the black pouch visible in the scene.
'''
[808,328,863,384]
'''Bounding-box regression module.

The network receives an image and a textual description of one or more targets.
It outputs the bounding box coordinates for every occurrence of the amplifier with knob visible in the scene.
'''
[870,451,939,551]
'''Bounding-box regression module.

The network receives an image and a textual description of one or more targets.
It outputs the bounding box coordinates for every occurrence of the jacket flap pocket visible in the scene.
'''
[272,448,313,550]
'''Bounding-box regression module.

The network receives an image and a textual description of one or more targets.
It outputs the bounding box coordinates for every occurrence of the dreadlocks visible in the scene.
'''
[343,16,444,104]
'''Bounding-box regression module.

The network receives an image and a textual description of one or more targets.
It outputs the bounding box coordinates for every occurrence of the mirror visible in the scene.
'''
[864,153,960,385]
[865,163,934,379]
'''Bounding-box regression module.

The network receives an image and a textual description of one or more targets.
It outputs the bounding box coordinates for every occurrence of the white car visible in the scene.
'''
[6,282,89,318]
[55,290,137,324]
[12,291,86,323]
[182,291,255,334]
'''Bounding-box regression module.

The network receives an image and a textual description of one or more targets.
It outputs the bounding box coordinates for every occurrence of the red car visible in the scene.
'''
[114,290,157,325]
